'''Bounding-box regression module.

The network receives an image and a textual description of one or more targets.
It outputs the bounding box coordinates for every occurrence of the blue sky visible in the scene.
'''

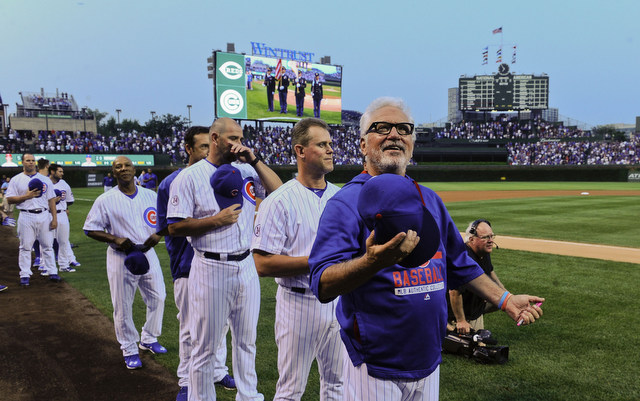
[2,0,638,128]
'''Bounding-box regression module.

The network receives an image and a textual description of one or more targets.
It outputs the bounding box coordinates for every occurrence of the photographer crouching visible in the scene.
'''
[447,219,505,334]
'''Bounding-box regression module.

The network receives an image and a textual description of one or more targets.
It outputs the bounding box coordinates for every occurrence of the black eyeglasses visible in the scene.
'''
[366,121,414,136]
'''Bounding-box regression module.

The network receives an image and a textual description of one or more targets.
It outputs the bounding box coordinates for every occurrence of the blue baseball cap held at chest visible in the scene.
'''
[357,174,441,268]
[28,178,44,197]
[210,164,244,210]
[54,189,63,204]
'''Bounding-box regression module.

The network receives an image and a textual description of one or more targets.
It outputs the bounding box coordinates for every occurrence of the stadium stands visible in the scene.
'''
[2,115,637,167]
[432,117,591,140]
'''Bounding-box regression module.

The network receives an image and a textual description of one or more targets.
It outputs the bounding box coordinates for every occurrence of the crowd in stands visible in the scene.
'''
[26,93,73,110]
[243,124,363,165]
[0,125,365,166]
[433,117,591,140]
[0,129,185,165]
[1,121,638,166]
[508,139,639,165]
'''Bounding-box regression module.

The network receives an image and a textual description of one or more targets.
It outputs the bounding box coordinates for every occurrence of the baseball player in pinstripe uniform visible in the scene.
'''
[5,153,59,285]
[31,157,52,272]
[83,156,167,370]
[167,117,282,401]
[48,163,80,272]
[156,126,235,401]
[252,118,343,400]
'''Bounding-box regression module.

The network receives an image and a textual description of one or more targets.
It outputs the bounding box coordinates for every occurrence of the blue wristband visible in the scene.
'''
[498,291,510,310]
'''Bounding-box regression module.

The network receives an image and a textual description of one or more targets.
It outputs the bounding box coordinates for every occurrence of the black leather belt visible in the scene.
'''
[204,249,250,262]
[290,287,308,294]
[19,209,44,214]
[56,209,65,213]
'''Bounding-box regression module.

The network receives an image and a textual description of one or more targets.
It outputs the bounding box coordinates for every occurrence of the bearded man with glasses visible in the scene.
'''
[309,97,544,401]
[447,219,506,335]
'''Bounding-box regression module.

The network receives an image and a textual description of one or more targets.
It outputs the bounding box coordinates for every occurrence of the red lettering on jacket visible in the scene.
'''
[410,270,419,285]
[393,272,402,287]
[434,265,443,281]
[393,255,445,288]
[403,271,411,286]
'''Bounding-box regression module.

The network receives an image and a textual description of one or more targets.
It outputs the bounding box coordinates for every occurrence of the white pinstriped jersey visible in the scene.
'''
[167,159,265,254]
[251,178,340,289]
[51,179,74,210]
[5,172,56,210]
[83,186,158,247]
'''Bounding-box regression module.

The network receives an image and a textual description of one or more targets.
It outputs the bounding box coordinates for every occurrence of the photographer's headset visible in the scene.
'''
[469,219,498,249]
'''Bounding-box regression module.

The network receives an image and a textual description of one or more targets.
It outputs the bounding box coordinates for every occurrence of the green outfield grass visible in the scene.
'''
[65,183,640,400]
[421,181,640,191]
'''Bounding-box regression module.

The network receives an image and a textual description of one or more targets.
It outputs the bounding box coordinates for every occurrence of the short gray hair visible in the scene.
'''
[359,97,414,139]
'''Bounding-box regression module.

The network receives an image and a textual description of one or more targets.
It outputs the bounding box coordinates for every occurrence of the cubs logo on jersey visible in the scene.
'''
[143,207,157,228]
[242,177,256,205]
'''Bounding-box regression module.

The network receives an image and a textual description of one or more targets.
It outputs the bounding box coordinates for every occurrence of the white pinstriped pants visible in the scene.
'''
[174,277,230,388]
[343,355,440,401]
[17,210,55,277]
[53,211,76,269]
[188,253,263,401]
[106,247,166,356]
[274,286,343,401]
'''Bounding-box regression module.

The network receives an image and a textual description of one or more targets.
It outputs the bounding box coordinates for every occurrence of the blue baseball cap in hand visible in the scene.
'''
[357,174,440,268]
[210,164,244,210]
[124,248,150,275]
[28,178,44,197]
[54,189,63,204]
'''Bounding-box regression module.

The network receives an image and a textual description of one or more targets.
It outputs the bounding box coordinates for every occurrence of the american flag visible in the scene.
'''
[275,59,283,81]
[492,27,502,34]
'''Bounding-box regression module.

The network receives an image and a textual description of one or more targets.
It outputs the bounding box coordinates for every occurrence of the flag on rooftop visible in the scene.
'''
[492,26,502,34]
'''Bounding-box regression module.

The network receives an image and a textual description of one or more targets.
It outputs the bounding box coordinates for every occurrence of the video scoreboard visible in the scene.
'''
[459,63,549,111]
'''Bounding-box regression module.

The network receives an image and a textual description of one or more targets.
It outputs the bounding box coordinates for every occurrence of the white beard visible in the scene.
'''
[366,146,410,175]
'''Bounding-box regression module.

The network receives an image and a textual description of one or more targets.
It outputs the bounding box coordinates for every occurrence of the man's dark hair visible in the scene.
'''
[48,163,62,175]
[291,118,329,148]
[37,158,50,170]
[184,126,210,148]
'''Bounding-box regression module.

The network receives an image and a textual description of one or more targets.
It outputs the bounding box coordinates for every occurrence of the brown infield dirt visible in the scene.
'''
[0,190,638,401]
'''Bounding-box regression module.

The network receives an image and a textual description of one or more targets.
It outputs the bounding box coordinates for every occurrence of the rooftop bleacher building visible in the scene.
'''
[8,88,97,135]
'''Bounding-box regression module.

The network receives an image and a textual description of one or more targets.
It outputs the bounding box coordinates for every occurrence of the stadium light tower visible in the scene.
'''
[150,111,156,120]
[82,107,87,133]
[187,105,192,126]
[1,103,7,135]
[43,104,50,133]
[116,109,122,125]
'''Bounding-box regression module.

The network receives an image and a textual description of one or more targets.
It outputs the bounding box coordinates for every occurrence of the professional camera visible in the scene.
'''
[442,328,509,364]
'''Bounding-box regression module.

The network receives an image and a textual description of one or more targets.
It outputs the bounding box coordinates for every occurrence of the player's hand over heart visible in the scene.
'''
[364,229,419,270]
[215,204,242,227]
